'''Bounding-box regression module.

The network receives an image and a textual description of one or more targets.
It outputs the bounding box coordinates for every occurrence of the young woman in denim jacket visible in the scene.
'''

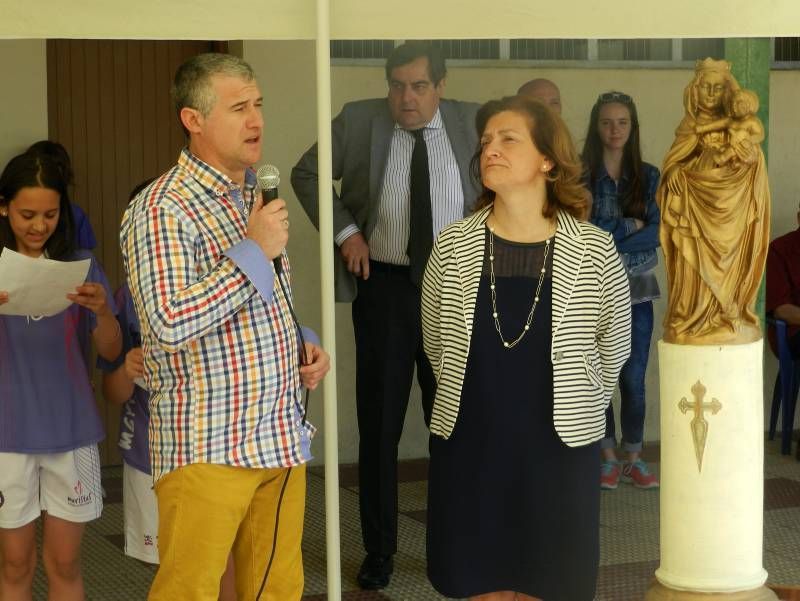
[582,91,661,490]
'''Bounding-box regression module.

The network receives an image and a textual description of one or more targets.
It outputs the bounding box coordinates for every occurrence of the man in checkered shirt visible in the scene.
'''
[121,53,329,601]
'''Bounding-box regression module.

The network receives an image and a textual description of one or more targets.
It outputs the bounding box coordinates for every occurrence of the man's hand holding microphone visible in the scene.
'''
[249,165,330,384]
[248,164,289,274]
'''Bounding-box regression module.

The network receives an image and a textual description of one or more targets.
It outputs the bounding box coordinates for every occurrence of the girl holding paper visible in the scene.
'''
[0,152,120,601]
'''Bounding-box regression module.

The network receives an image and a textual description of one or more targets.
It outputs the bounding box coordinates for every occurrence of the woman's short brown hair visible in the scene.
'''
[471,95,588,219]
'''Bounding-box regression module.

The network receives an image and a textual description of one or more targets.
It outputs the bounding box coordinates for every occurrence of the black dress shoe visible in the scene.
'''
[357,553,394,590]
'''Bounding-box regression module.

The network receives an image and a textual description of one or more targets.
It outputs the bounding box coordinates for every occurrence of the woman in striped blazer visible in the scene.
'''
[421,96,631,601]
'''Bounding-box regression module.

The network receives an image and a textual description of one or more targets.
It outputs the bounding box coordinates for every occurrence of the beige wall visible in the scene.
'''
[4,1,800,40]
[244,40,794,465]
[0,40,48,166]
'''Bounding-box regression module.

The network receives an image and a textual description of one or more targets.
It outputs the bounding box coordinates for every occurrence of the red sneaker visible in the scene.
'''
[621,460,659,489]
[600,460,621,490]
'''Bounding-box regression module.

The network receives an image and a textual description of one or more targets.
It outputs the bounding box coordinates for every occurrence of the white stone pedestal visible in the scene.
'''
[646,340,776,600]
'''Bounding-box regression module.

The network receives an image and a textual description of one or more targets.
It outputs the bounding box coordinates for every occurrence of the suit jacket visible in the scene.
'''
[421,205,632,446]
[291,98,480,302]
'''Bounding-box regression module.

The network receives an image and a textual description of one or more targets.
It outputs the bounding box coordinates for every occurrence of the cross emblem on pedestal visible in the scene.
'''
[678,380,723,473]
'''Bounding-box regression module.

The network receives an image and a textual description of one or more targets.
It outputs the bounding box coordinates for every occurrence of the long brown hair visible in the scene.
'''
[471,96,587,219]
[581,91,645,219]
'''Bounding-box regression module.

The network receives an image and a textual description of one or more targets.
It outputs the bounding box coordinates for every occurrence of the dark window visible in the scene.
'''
[774,37,800,62]
[598,39,672,61]
[424,39,500,60]
[510,39,588,60]
[331,39,500,61]
[682,39,725,61]
[330,40,395,59]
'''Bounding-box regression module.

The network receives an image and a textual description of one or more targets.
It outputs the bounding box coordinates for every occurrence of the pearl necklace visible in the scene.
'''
[488,226,551,349]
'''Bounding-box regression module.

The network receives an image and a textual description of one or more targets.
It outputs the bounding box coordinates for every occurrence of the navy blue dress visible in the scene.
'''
[427,230,600,601]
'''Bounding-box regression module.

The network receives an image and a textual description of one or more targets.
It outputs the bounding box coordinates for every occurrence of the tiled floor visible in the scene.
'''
[25,441,800,600]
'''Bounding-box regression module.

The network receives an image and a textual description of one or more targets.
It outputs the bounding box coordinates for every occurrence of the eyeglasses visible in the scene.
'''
[597,92,633,105]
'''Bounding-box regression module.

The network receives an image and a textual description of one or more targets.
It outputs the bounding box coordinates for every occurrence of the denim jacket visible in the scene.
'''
[588,162,660,275]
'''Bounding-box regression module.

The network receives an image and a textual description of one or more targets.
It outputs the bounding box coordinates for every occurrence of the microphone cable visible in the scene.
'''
[255,466,293,601]
[255,267,312,601]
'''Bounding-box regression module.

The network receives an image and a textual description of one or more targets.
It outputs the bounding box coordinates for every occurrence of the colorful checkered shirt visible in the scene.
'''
[120,149,314,482]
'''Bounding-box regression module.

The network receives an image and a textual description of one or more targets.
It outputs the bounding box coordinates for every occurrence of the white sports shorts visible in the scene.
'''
[123,462,159,563]
[0,445,103,528]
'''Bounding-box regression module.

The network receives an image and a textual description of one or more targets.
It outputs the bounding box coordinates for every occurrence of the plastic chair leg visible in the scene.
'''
[781,366,799,455]
[769,371,781,441]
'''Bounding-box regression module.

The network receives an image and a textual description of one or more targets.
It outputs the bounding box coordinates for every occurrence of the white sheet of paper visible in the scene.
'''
[0,249,91,316]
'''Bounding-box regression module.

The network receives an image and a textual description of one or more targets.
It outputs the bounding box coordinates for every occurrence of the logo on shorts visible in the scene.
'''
[67,480,92,507]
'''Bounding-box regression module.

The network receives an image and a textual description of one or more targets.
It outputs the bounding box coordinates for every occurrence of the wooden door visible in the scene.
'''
[46,39,227,464]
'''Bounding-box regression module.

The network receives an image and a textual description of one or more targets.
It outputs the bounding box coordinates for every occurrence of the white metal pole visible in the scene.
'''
[315,0,341,599]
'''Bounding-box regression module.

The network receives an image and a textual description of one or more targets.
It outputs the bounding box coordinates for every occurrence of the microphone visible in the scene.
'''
[257,164,280,203]
[256,164,283,275]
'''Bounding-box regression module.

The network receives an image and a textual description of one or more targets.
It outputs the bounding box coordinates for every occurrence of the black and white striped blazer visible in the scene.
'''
[421,204,632,446]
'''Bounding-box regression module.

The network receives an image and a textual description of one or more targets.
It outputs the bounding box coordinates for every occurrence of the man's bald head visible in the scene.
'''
[517,78,562,114]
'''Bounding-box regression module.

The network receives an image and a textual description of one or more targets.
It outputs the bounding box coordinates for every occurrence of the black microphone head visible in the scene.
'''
[257,164,280,190]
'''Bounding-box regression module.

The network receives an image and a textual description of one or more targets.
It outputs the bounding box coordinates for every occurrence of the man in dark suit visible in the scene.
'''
[291,42,479,590]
